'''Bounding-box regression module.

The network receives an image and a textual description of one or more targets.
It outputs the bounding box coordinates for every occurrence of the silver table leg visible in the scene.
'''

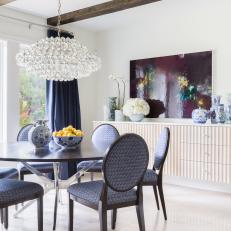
[14,160,99,228]
[53,162,60,230]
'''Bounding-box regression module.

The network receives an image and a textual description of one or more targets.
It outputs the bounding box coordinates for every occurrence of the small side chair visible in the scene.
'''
[0,167,18,225]
[0,179,44,230]
[16,124,54,180]
[68,133,149,231]
[142,127,170,220]
[77,124,120,182]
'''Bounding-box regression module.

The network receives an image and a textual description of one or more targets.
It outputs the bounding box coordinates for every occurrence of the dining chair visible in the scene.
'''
[76,124,120,182]
[0,179,44,230]
[68,133,149,231]
[0,167,18,180]
[0,167,19,224]
[141,127,170,220]
[16,124,54,180]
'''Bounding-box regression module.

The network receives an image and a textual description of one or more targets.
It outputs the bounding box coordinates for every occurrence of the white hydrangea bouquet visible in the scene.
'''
[123,98,150,122]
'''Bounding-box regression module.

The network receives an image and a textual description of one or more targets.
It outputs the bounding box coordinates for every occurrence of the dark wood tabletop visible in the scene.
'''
[0,140,105,162]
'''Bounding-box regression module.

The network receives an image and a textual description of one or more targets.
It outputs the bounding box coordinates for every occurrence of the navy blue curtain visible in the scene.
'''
[46,29,81,179]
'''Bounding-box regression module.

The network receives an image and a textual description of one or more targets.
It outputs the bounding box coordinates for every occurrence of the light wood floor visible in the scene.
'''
[1,179,231,231]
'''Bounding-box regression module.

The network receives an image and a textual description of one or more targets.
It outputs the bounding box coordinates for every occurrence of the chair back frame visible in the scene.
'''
[91,123,120,153]
[153,127,170,182]
[102,133,149,193]
[17,124,33,142]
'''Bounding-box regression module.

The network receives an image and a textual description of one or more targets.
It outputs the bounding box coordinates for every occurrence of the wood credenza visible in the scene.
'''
[93,121,231,184]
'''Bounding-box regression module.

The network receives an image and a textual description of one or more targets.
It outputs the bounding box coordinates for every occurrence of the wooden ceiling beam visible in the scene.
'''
[0,0,15,6]
[47,0,161,26]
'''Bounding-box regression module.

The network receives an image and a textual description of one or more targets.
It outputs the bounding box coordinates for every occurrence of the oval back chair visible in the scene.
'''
[77,124,120,181]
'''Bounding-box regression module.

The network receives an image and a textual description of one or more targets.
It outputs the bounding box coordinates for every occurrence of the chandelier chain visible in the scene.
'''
[57,0,62,37]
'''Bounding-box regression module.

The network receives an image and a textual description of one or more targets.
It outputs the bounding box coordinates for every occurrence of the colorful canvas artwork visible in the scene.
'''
[130,51,212,118]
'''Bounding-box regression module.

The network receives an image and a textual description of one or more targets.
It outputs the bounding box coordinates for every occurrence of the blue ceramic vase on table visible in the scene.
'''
[28,120,51,149]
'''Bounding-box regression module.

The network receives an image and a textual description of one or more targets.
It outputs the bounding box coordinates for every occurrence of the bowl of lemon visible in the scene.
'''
[53,125,84,149]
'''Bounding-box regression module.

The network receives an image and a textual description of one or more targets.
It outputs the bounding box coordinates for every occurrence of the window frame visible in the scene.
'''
[0,40,7,142]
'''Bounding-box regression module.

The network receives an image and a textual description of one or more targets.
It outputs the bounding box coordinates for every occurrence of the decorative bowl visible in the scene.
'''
[53,136,83,149]
[129,114,144,122]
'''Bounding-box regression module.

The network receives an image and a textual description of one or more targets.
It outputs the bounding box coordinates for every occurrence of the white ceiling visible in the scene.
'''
[7,0,111,17]
[5,0,164,32]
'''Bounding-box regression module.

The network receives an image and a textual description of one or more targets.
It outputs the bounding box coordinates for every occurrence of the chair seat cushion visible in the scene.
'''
[0,168,18,179]
[68,180,137,208]
[0,179,44,208]
[77,160,103,173]
[142,169,158,185]
[17,162,53,174]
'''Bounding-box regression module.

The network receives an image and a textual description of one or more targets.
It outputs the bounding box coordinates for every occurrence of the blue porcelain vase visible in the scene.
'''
[192,107,208,124]
[28,120,51,149]
[108,97,117,121]
[216,104,226,123]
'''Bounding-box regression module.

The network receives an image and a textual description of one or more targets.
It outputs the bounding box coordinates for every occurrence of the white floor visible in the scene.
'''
[1,183,231,231]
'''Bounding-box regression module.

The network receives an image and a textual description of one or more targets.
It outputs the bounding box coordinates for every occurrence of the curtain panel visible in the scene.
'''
[46,29,81,179]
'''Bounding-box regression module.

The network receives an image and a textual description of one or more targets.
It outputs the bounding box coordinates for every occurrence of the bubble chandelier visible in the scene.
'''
[16,0,101,81]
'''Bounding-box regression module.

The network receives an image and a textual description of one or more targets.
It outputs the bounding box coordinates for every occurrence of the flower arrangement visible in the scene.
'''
[177,76,197,101]
[108,74,126,110]
[123,98,150,117]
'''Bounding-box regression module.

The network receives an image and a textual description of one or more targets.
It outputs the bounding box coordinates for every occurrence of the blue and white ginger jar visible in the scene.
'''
[192,107,208,124]
[28,120,51,149]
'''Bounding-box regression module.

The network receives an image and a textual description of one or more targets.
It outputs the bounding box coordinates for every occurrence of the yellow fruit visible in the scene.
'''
[67,125,73,129]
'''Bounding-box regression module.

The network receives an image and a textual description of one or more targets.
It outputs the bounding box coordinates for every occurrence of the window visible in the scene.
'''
[19,45,46,127]
[0,40,7,142]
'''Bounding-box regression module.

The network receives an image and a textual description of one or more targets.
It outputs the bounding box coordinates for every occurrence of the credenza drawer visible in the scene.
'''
[180,143,231,165]
[180,160,231,183]
[180,126,231,146]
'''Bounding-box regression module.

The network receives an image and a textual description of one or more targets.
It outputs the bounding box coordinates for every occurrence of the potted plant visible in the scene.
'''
[108,74,126,121]
[123,98,150,122]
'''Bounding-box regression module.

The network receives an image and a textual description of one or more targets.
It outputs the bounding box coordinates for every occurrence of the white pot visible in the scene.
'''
[129,114,144,122]
[115,110,125,121]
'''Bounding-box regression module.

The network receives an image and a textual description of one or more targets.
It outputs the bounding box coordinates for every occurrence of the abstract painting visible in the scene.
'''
[130,51,212,118]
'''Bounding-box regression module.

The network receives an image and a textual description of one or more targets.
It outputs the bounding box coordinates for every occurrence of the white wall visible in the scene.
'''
[0,7,98,141]
[95,0,231,120]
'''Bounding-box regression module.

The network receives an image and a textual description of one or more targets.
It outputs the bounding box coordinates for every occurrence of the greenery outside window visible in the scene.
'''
[19,45,46,127]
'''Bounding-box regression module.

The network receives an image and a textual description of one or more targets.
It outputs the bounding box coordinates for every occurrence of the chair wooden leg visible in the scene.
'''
[90,172,94,181]
[153,186,160,210]
[68,197,74,231]
[136,203,145,231]
[99,202,107,231]
[111,209,117,230]
[37,197,43,231]
[3,207,8,230]
[158,184,167,220]
[1,209,3,224]
[136,187,145,231]
[20,173,24,181]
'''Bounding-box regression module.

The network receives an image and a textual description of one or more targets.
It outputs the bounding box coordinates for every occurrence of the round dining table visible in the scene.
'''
[0,139,105,230]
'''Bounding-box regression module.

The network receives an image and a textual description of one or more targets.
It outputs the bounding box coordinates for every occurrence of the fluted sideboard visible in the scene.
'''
[93,121,231,184]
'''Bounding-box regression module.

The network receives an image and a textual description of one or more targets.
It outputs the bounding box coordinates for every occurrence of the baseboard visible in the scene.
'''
[163,176,231,194]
